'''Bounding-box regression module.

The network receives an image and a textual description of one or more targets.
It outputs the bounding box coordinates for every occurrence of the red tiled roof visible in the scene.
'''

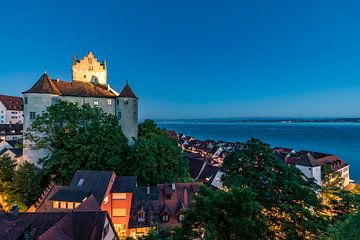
[23,74,116,98]
[0,94,23,111]
[118,83,138,99]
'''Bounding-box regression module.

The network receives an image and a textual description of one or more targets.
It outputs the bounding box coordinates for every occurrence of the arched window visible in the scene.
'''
[91,76,99,84]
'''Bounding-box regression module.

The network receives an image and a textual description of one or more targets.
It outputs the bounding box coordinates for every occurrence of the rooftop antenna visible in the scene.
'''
[44,67,48,74]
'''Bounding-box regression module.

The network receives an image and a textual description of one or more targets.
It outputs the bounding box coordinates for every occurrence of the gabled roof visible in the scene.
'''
[118,83,138,99]
[0,212,68,240]
[23,73,61,95]
[68,170,114,204]
[0,94,23,111]
[39,211,108,240]
[23,74,116,98]
[128,187,160,229]
[111,176,137,193]
[49,188,89,202]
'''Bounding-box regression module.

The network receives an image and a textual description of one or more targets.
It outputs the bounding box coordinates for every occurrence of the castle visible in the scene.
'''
[23,52,138,164]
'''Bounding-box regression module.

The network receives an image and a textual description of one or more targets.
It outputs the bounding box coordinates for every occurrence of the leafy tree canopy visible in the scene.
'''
[179,186,266,240]
[26,100,130,184]
[131,119,189,185]
[221,138,327,239]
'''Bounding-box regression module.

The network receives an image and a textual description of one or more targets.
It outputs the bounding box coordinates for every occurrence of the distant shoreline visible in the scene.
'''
[156,118,360,124]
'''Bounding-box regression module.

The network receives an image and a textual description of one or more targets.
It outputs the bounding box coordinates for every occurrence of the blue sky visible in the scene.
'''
[0,0,360,119]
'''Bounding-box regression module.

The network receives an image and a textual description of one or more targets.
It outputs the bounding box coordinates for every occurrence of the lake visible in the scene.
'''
[157,121,360,182]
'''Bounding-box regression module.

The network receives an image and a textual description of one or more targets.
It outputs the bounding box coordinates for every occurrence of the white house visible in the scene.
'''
[0,94,23,124]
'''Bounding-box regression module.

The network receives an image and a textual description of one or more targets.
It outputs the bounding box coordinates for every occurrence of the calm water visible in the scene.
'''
[157,121,360,182]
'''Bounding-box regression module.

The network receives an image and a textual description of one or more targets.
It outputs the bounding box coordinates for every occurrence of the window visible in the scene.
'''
[89,66,93,71]
[1,116,3,119]
[118,111,121,119]
[30,112,36,120]
[84,75,87,78]
[67,202,74,209]
[138,211,145,222]
[112,193,127,200]
[179,214,185,222]
[162,214,169,222]
[88,58,92,63]
[107,99,112,105]
[113,208,127,217]
[124,99,129,105]
[35,97,42,104]
[93,101,99,107]
[52,201,60,208]
[133,111,137,122]
[116,99,120,105]
[24,97,28,105]
[74,202,80,208]
[77,178,84,187]
[60,202,67,209]
[104,196,109,204]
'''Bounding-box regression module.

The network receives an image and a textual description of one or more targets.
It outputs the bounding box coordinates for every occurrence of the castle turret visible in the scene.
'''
[116,82,138,145]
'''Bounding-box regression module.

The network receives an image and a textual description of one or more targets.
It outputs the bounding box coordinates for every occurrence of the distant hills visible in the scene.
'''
[156,117,360,124]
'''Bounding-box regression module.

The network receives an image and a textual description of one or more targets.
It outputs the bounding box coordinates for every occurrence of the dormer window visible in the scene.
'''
[77,178,84,187]
[162,214,169,222]
[138,210,145,222]
[179,214,185,222]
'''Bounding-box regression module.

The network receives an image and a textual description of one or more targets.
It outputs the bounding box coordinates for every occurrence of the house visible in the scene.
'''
[273,148,350,187]
[158,182,202,227]
[296,150,350,187]
[0,196,118,240]
[0,148,23,165]
[0,94,23,124]
[32,171,158,239]
[128,186,160,238]
[0,124,23,141]
[22,52,139,164]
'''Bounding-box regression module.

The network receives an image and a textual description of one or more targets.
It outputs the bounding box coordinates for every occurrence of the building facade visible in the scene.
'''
[22,52,138,164]
[0,94,23,124]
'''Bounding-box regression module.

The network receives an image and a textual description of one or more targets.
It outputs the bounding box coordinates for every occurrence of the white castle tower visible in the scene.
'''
[22,52,138,164]
[116,81,138,145]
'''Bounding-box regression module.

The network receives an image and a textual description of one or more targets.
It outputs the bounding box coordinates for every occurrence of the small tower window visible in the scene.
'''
[93,101,99,107]
[179,214,185,222]
[116,99,120,105]
[107,99,112,105]
[118,111,122,119]
[162,214,169,222]
[24,97,28,105]
[124,99,129,105]
[30,112,36,120]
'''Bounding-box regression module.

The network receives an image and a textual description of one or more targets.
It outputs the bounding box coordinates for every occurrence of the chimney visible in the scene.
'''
[171,183,176,191]
[147,185,150,195]
[10,204,19,219]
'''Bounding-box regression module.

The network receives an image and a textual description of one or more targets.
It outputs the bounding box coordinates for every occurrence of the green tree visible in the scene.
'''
[221,138,327,239]
[130,120,189,185]
[138,119,164,137]
[26,101,130,184]
[321,165,360,222]
[0,161,43,211]
[322,210,360,240]
[0,155,16,184]
[179,186,266,240]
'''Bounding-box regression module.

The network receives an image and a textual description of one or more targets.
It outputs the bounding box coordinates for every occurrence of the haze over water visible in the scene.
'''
[157,121,360,183]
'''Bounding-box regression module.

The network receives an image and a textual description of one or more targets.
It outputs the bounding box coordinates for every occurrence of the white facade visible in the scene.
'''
[295,164,322,186]
[0,101,23,124]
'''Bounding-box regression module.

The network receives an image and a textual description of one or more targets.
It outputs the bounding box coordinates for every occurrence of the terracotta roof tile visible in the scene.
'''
[0,95,23,111]
[23,74,116,98]
[118,83,138,99]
